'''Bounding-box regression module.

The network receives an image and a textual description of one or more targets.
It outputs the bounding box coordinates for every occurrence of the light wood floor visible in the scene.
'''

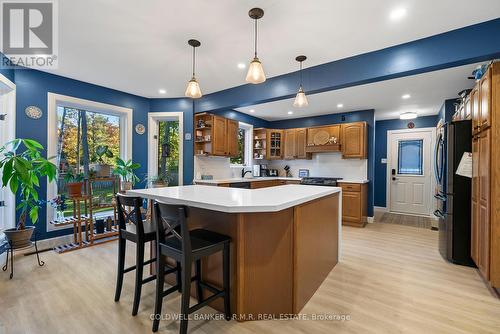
[1,223,500,334]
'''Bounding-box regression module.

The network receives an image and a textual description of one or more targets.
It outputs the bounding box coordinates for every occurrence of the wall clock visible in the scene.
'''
[25,106,43,119]
[135,123,145,135]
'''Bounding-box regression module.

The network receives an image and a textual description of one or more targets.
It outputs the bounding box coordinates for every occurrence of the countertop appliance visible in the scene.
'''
[268,169,278,177]
[252,164,261,177]
[434,120,474,267]
[300,177,343,187]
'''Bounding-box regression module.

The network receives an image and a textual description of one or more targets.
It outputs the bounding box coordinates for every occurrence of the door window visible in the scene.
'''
[398,139,424,175]
[157,120,180,186]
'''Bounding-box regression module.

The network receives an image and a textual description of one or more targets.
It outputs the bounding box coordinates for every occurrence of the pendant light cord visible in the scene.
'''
[192,46,196,77]
[300,61,303,88]
[254,18,258,58]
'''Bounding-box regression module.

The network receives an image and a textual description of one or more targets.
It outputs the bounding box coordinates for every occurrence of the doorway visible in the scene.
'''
[148,112,183,186]
[387,128,435,216]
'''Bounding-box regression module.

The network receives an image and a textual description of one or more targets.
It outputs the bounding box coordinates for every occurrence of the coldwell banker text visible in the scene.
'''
[1,0,58,69]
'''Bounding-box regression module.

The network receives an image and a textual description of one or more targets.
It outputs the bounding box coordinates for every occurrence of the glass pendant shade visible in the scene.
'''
[185,77,202,99]
[293,86,308,108]
[246,57,266,84]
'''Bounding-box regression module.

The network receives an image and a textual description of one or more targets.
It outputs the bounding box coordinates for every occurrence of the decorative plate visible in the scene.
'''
[25,106,43,119]
[135,123,145,135]
[313,130,330,145]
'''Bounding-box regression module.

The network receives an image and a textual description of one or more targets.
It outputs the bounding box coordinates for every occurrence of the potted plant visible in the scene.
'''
[0,139,57,248]
[64,168,84,198]
[112,158,140,192]
[49,194,67,221]
[90,144,114,177]
[144,173,169,188]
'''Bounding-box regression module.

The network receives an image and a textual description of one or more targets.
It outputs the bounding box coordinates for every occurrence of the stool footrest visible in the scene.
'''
[188,290,225,314]
[161,284,180,298]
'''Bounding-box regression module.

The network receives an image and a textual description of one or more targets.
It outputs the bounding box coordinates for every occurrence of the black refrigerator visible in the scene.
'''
[434,120,475,267]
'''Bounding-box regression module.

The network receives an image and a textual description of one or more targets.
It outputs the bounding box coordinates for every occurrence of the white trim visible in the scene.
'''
[367,216,375,224]
[386,127,436,216]
[374,206,387,212]
[46,93,133,231]
[230,121,253,168]
[147,112,184,186]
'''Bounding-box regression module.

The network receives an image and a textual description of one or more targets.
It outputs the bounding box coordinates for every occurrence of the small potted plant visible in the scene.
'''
[90,144,114,178]
[49,194,67,221]
[112,158,140,192]
[0,139,57,248]
[64,168,85,198]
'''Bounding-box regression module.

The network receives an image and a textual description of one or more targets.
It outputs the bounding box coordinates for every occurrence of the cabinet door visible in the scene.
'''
[478,129,490,279]
[284,129,296,159]
[341,122,367,159]
[296,128,307,159]
[471,136,480,265]
[212,116,227,156]
[267,130,283,159]
[479,68,491,129]
[471,86,480,133]
[342,191,361,223]
[226,119,239,157]
[464,96,471,120]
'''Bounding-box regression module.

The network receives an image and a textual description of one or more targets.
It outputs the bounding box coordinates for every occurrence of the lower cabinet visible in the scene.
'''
[338,182,368,228]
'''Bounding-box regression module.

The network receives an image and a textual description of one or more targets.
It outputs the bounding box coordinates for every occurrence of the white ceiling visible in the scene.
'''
[41,0,500,97]
[235,63,482,121]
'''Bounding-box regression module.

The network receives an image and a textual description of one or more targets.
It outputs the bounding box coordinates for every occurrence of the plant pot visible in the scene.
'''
[151,181,168,188]
[4,226,35,249]
[67,182,83,198]
[91,164,111,178]
[95,219,105,234]
[121,181,132,192]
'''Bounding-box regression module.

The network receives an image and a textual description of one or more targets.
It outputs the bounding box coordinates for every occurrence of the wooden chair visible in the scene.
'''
[152,201,231,333]
[114,194,178,316]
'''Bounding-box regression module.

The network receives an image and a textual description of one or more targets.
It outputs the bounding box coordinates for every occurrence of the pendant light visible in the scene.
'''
[185,39,202,99]
[245,8,266,84]
[293,55,308,108]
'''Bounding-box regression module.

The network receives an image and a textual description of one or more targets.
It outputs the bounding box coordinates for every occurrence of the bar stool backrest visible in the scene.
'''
[154,201,191,255]
[116,194,145,236]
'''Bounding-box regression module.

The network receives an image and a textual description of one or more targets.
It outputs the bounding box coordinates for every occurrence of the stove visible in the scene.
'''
[300,177,343,187]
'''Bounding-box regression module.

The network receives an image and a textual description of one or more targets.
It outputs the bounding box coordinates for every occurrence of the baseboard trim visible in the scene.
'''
[374,206,387,212]
[367,216,375,224]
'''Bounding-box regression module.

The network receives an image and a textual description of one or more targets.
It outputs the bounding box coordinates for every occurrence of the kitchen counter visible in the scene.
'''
[128,184,341,320]
[337,179,370,184]
[193,176,302,184]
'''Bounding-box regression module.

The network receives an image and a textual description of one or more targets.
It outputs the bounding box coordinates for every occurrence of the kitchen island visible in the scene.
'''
[128,184,341,320]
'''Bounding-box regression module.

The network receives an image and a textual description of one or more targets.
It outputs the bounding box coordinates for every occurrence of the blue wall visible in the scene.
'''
[438,98,459,123]
[374,115,440,208]
[13,69,150,239]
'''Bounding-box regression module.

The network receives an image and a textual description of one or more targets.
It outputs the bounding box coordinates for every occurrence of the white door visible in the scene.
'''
[388,129,434,216]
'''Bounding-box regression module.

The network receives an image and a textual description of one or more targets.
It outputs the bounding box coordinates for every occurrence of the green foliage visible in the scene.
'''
[112,158,141,184]
[230,127,245,165]
[158,121,179,186]
[0,139,57,228]
[63,168,84,183]
[92,144,114,163]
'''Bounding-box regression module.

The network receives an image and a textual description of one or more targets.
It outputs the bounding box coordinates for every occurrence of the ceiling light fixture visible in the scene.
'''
[402,94,411,99]
[185,39,202,99]
[249,109,255,113]
[337,103,344,108]
[288,111,294,115]
[158,89,167,95]
[400,111,417,120]
[389,7,407,21]
[293,55,308,108]
[245,8,266,84]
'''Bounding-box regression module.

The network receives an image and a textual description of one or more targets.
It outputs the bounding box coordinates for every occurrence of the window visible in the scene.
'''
[397,139,423,175]
[230,122,252,166]
[157,120,180,186]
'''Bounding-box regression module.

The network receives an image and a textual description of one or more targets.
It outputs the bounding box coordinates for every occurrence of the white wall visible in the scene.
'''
[268,153,368,179]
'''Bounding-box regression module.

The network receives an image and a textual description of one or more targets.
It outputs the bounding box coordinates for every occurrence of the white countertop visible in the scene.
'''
[128,184,341,213]
[337,179,370,184]
[194,177,302,184]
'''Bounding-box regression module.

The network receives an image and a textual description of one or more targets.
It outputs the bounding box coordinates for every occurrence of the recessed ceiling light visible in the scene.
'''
[400,112,417,120]
[237,63,246,69]
[402,94,411,99]
[389,7,407,21]
[249,109,255,113]
[288,111,294,115]
[158,89,167,94]
[337,103,344,108]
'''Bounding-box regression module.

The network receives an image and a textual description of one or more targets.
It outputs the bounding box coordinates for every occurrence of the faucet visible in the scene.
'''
[241,168,252,178]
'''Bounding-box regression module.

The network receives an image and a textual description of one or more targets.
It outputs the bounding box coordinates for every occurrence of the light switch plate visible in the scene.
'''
[185,133,192,140]
[381,158,387,164]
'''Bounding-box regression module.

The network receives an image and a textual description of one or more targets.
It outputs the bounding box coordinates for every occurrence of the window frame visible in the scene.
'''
[47,93,133,231]
[397,139,424,176]
[230,121,253,168]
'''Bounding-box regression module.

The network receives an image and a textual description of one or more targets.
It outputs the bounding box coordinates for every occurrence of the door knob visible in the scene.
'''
[392,177,398,181]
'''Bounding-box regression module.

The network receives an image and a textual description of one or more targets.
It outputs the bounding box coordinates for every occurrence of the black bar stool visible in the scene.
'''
[114,194,179,316]
[152,201,231,334]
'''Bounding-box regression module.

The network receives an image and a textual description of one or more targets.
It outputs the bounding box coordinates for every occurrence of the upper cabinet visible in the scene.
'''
[226,119,239,157]
[195,113,238,158]
[471,86,480,133]
[479,67,491,130]
[295,128,309,159]
[306,125,341,153]
[212,115,228,156]
[267,129,283,160]
[283,129,296,159]
[341,122,367,159]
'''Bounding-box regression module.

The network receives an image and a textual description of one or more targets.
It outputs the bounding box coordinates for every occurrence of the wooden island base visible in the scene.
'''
[161,192,340,320]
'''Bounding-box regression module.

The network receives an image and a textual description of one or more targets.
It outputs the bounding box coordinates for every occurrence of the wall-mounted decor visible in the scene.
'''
[407,121,415,129]
[135,123,145,135]
[25,106,43,119]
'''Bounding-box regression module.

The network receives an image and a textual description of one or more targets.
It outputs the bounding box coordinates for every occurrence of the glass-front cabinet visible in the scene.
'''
[266,129,283,160]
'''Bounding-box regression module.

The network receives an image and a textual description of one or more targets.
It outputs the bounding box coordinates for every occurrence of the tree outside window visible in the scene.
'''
[230,127,246,165]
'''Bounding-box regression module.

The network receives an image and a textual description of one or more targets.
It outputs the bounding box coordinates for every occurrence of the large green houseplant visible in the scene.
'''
[112,158,140,192]
[0,139,57,247]
[90,144,114,177]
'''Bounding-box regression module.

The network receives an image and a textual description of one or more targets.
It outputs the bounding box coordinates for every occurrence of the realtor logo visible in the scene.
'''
[1,0,58,69]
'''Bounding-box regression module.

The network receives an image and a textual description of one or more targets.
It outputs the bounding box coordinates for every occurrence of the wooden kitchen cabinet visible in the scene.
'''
[226,119,239,157]
[478,128,491,279]
[267,129,284,159]
[338,182,368,228]
[295,128,309,159]
[306,125,341,153]
[479,67,491,130]
[471,86,480,134]
[212,115,228,156]
[341,122,367,159]
[284,129,297,159]
[471,133,480,265]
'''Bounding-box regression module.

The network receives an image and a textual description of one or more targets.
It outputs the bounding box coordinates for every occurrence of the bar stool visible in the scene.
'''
[114,194,179,316]
[152,201,231,334]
